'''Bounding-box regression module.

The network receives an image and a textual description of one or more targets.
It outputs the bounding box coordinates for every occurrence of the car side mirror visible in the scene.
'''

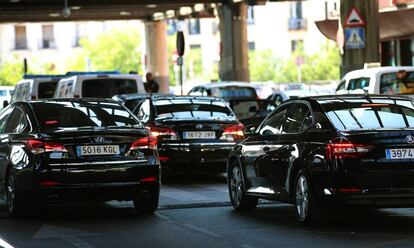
[3,100,9,108]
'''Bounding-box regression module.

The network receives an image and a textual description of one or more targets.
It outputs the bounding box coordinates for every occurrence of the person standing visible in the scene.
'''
[144,72,160,93]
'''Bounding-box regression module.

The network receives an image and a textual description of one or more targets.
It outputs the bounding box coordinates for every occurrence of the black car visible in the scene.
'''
[128,95,244,173]
[0,99,160,217]
[227,94,414,225]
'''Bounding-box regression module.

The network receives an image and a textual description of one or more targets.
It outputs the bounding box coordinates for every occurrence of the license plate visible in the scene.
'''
[77,145,120,156]
[385,148,414,160]
[183,131,216,139]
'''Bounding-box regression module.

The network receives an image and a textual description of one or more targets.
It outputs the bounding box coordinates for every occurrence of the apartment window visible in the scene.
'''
[14,26,27,50]
[291,40,304,53]
[167,20,177,35]
[190,44,201,49]
[41,24,55,49]
[247,7,255,25]
[248,42,256,51]
[188,19,200,35]
[290,2,303,19]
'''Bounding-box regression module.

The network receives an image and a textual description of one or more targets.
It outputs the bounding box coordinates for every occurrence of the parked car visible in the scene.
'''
[188,82,259,119]
[10,74,64,104]
[0,99,160,217]
[54,73,145,99]
[267,89,317,106]
[336,66,414,96]
[188,82,258,100]
[127,95,244,173]
[227,94,414,225]
[0,86,14,108]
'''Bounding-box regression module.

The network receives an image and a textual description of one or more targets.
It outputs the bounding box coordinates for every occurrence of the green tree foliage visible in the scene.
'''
[249,42,341,83]
[249,49,282,82]
[69,27,142,74]
[0,56,25,86]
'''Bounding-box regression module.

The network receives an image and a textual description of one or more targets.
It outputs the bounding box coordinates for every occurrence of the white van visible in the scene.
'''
[54,73,145,98]
[336,66,414,96]
[0,86,14,108]
[10,75,62,103]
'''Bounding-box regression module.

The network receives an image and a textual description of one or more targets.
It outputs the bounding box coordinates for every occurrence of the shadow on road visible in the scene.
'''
[161,172,227,185]
[233,204,414,234]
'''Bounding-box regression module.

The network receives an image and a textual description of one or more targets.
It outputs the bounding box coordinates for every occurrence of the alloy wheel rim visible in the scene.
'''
[295,175,309,221]
[230,165,243,206]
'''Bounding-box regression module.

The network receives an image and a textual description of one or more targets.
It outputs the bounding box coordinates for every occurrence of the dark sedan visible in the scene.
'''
[129,95,244,173]
[227,94,414,225]
[0,99,160,217]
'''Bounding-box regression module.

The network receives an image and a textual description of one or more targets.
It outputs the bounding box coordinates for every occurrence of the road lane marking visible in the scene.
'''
[0,236,14,248]
[182,224,223,238]
[34,225,99,248]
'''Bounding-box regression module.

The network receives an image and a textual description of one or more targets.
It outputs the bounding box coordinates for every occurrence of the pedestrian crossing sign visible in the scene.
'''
[345,27,365,49]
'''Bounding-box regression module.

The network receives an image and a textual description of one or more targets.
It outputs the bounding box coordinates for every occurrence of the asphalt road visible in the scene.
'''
[1,173,414,248]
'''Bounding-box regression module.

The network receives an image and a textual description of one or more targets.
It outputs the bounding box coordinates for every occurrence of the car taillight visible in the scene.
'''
[149,126,178,141]
[325,139,373,160]
[220,123,245,142]
[25,139,67,154]
[129,136,157,151]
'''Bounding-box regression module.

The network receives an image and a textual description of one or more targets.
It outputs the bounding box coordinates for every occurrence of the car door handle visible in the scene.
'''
[263,146,270,152]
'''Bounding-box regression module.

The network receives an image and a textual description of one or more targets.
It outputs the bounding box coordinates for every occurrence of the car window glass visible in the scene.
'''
[38,81,58,99]
[5,108,26,133]
[347,77,370,90]
[82,79,138,98]
[280,103,310,134]
[136,99,150,123]
[324,100,414,131]
[259,105,289,136]
[380,71,414,94]
[0,108,13,133]
[336,80,346,91]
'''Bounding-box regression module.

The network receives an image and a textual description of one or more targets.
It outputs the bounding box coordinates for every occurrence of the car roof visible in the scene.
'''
[194,82,255,89]
[113,93,223,102]
[343,66,414,79]
[308,94,413,102]
[26,98,120,105]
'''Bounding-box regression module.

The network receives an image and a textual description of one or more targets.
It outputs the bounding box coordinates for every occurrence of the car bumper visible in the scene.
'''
[312,170,414,208]
[15,160,160,203]
[158,142,235,171]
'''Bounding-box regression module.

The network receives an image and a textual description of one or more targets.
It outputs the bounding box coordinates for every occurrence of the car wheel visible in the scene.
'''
[134,197,159,214]
[6,173,24,218]
[228,160,258,212]
[295,170,321,225]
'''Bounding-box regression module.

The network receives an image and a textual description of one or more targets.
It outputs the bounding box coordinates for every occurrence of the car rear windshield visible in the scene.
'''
[380,71,414,94]
[154,99,235,120]
[211,87,257,99]
[82,79,138,98]
[38,81,58,98]
[321,98,414,131]
[32,101,139,131]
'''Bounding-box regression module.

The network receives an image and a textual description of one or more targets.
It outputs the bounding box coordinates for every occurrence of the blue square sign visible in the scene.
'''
[345,27,365,49]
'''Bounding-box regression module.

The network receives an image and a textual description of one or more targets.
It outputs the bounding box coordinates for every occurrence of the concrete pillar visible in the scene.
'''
[144,21,169,93]
[341,0,380,76]
[218,3,250,82]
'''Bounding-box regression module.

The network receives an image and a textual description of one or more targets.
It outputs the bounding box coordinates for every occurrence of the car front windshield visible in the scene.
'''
[32,101,140,131]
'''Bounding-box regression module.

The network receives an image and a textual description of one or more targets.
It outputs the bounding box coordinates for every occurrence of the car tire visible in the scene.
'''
[294,169,322,226]
[6,172,25,218]
[134,196,159,214]
[228,160,258,212]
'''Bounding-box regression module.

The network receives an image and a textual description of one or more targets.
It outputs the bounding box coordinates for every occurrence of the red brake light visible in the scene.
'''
[45,120,59,125]
[149,126,178,141]
[44,142,67,153]
[25,139,67,154]
[140,177,157,183]
[130,136,157,150]
[40,180,62,187]
[325,139,373,160]
[220,123,245,141]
